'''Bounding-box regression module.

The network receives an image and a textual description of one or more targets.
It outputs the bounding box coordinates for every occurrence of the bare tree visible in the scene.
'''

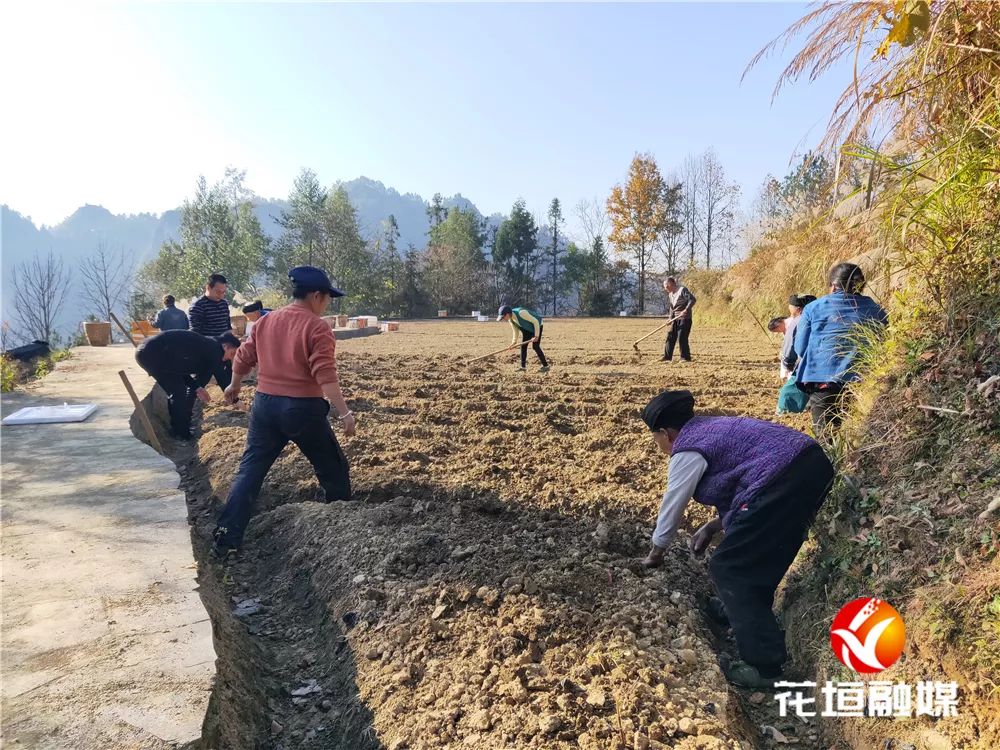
[695,149,741,269]
[80,243,135,322]
[678,155,701,269]
[718,208,746,267]
[12,251,72,343]
[574,197,609,249]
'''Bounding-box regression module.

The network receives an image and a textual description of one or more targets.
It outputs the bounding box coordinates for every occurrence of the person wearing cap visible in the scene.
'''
[639,389,834,688]
[135,330,241,440]
[497,304,549,372]
[241,300,272,339]
[212,266,356,556]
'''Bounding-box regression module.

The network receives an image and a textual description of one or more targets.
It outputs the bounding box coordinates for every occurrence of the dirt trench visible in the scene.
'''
[134,320,825,749]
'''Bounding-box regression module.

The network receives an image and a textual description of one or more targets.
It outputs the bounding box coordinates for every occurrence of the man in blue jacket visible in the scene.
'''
[153,295,189,331]
[794,263,888,436]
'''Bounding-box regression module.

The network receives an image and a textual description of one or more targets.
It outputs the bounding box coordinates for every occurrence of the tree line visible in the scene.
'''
[4,147,844,348]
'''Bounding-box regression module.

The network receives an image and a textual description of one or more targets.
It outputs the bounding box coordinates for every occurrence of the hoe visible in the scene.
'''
[631,315,682,353]
[465,339,535,365]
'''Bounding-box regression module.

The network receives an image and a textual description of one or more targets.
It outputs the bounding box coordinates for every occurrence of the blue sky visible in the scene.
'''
[2,2,853,232]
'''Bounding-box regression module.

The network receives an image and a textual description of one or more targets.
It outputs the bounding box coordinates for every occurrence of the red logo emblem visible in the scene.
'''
[830,597,906,673]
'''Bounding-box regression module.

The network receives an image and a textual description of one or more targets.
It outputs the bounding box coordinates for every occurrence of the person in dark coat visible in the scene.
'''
[135,330,240,440]
[639,389,834,688]
[661,277,696,362]
[153,295,189,331]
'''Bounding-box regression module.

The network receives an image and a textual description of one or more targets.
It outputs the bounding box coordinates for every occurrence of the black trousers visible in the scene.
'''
[664,317,692,361]
[136,355,196,438]
[520,326,548,367]
[708,445,834,675]
[214,393,351,549]
[808,385,847,439]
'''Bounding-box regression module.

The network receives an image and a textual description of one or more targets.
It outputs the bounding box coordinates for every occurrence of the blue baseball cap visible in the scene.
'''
[289,266,345,297]
[497,304,512,321]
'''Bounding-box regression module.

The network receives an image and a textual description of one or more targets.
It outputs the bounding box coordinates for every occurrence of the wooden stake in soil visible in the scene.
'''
[465,339,534,365]
[109,312,137,348]
[118,369,164,454]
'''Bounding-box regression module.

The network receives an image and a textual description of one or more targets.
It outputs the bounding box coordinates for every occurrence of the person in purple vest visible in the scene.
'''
[639,389,835,688]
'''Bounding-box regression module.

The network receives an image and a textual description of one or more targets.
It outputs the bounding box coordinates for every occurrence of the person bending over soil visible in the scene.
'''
[793,263,887,438]
[135,330,240,440]
[498,304,549,373]
[640,389,834,689]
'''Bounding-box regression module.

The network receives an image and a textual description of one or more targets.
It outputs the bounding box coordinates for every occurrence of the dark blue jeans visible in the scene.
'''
[214,393,351,548]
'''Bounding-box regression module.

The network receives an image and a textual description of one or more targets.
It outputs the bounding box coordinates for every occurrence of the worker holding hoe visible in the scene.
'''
[662,276,696,362]
[213,266,356,558]
[135,330,241,440]
[639,389,834,689]
[498,304,549,372]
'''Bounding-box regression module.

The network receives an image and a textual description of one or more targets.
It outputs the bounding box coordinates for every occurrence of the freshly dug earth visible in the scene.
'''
[178,319,813,750]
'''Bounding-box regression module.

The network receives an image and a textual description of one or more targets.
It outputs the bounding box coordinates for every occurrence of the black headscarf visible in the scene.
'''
[641,390,695,432]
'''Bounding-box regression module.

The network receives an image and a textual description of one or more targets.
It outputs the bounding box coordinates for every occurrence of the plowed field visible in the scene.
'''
[176,319,817,750]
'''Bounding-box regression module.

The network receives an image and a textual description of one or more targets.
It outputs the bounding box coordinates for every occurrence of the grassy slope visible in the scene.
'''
[687,206,1000,748]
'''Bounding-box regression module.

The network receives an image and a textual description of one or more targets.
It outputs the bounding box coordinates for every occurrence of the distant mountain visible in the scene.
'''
[334,176,480,249]
[0,179,486,342]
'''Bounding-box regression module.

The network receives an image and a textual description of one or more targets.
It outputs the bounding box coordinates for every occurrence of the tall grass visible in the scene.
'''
[746,4,1000,745]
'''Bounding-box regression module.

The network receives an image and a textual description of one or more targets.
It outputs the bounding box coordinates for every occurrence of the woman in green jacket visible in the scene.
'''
[497,305,550,372]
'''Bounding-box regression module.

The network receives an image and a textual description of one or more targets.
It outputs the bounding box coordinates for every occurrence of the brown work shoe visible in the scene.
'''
[641,545,666,569]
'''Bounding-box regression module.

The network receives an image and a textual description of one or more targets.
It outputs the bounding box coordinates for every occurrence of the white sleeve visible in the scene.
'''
[651,451,708,549]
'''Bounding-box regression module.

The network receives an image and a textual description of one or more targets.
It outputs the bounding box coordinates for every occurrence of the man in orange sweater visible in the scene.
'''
[212,266,357,556]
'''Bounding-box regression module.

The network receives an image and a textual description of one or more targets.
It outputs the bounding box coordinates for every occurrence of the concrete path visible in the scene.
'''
[1,345,214,749]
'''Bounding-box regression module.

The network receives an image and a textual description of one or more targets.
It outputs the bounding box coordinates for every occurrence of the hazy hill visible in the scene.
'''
[1,179,486,342]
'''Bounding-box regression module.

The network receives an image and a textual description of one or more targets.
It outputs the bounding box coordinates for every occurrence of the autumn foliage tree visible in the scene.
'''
[606,153,681,313]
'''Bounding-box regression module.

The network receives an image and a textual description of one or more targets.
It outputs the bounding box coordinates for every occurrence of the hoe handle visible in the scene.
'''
[466,339,534,364]
[632,316,681,349]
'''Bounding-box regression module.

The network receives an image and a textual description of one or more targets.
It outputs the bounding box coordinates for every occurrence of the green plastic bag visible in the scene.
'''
[777,378,809,414]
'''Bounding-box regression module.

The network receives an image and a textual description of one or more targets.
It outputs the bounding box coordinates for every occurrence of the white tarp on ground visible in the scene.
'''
[2,403,98,425]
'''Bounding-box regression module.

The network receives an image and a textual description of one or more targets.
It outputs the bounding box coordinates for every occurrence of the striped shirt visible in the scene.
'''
[188,296,232,336]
